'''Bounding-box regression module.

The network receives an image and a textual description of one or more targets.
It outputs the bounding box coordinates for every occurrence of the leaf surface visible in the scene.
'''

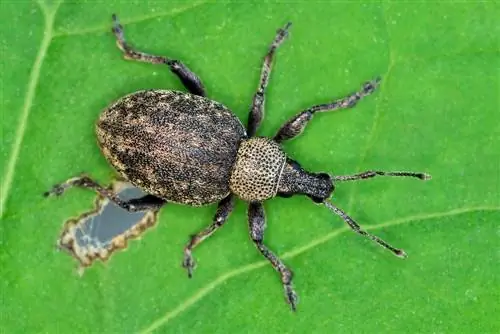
[1,2,499,333]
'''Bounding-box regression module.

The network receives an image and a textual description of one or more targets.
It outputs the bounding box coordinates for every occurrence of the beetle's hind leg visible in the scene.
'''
[248,202,298,311]
[44,175,166,212]
[111,14,205,96]
[182,194,235,278]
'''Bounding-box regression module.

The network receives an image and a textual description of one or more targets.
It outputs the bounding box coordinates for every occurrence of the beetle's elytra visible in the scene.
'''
[45,14,431,311]
[96,90,246,206]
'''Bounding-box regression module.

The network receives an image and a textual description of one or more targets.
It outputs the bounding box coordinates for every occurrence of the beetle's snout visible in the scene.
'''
[276,160,335,202]
[308,172,334,203]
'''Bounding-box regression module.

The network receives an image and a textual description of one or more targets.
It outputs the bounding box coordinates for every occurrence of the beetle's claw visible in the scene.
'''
[362,77,381,95]
[111,14,120,28]
[182,252,196,278]
[395,248,408,259]
[111,14,129,55]
[285,285,298,312]
[111,14,124,37]
[278,22,292,36]
[419,173,432,180]
[274,22,292,46]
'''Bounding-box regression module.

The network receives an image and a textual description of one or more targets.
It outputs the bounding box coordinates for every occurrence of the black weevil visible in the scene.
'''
[45,15,431,311]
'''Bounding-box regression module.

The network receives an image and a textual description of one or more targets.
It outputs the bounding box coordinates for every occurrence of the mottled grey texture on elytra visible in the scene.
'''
[97,89,246,206]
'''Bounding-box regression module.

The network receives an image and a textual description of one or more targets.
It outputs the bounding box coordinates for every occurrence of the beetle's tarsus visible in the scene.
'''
[362,77,381,95]
[43,186,61,197]
[275,22,292,43]
[111,14,122,35]
[182,251,195,278]
[395,249,408,259]
[111,14,120,29]
[43,178,79,197]
[285,284,298,312]
[44,186,63,197]
[111,15,126,52]
[419,173,432,180]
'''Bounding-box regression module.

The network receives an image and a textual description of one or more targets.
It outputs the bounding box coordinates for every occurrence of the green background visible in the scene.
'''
[1,1,499,333]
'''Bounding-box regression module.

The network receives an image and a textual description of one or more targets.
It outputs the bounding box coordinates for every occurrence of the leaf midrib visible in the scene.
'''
[0,1,59,218]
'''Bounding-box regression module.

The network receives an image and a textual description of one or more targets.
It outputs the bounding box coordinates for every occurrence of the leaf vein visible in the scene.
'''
[0,2,61,218]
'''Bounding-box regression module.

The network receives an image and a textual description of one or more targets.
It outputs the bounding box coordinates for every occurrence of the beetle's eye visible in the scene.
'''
[317,172,331,182]
[308,195,325,203]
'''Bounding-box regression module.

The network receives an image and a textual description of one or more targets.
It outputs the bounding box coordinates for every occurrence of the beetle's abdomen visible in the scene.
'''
[96,90,246,206]
[229,138,286,202]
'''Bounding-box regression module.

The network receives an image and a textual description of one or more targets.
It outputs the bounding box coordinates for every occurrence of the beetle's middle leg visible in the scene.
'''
[111,14,205,96]
[248,202,298,311]
[247,22,292,136]
[44,175,166,212]
[274,77,381,143]
[182,194,235,277]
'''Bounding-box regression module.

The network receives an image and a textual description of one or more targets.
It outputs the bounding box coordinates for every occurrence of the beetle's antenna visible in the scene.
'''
[332,170,431,182]
[323,200,407,258]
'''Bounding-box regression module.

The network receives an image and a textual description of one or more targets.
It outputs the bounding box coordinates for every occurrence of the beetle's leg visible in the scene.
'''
[182,194,235,278]
[111,14,205,96]
[125,194,166,211]
[333,170,431,182]
[274,77,381,143]
[44,175,166,212]
[248,202,298,311]
[247,22,292,136]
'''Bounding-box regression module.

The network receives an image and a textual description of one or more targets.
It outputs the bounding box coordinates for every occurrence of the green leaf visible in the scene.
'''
[1,1,499,333]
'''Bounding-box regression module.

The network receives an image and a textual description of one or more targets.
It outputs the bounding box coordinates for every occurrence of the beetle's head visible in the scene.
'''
[277,159,430,260]
[277,159,334,202]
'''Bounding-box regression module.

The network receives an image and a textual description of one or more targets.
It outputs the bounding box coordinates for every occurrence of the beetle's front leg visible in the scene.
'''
[44,174,165,212]
[248,202,298,311]
[247,22,292,136]
[274,78,380,143]
[182,194,235,277]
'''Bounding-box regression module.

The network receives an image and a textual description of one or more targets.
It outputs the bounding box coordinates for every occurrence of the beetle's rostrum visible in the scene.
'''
[44,14,431,311]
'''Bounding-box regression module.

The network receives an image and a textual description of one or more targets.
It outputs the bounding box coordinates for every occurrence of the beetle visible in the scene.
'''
[45,14,430,311]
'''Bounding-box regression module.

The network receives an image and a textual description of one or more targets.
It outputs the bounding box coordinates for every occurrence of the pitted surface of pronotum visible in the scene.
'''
[229,138,286,201]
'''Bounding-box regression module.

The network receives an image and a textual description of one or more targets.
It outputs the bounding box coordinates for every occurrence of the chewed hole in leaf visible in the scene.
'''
[57,180,159,272]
